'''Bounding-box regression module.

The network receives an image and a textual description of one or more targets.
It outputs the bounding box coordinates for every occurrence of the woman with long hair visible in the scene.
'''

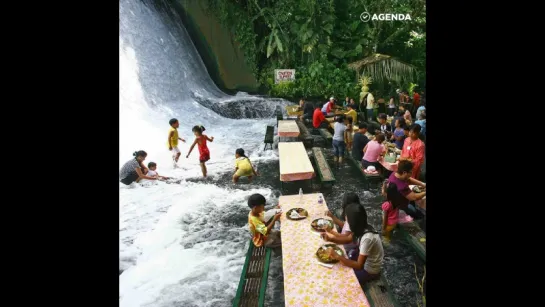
[321,203,384,285]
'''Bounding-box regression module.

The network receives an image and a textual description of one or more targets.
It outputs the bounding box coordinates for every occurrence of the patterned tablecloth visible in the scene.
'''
[279,193,370,307]
[279,142,315,181]
[379,157,398,172]
[278,120,301,137]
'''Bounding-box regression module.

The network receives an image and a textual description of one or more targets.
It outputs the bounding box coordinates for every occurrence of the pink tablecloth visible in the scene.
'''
[280,172,315,181]
[379,157,398,172]
[278,120,301,137]
[279,142,315,182]
[279,132,301,137]
[279,193,370,307]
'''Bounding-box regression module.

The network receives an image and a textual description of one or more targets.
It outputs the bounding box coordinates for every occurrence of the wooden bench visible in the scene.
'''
[311,147,335,186]
[318,128,332,145]
[263,125,274,150]
[363,275,400,307]
[232,240,272,307]
[397,221,426,262]
[347,153,383,190]
[296,120,314,148]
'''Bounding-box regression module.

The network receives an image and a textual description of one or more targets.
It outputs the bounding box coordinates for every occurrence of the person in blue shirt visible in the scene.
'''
[415,101,426,120]
[414,112,426,137]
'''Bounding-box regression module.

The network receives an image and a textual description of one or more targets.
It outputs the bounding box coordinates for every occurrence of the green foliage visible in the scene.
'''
[262,60,357,100]
[201,0,426,98]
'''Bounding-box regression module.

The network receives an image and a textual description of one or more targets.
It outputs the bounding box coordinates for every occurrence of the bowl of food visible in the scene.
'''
[311,218,334,232]
[286,208,309,220]
[316,244,344,264]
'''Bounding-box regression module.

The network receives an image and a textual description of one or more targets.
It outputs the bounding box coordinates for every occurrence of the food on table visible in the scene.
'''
[286,208,308,220]
[316,244,343,263]
[311,218,334,232]
[412,186,425,193]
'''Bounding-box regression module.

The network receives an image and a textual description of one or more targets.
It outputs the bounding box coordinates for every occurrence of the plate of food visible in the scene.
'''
[286,208,309,220]
[311,218,334,232]
[316,244,344,264]
[411,185,425,193]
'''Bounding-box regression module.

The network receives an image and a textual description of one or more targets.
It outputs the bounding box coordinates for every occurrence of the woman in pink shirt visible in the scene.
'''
[400,124,425,179]
[362,133,387,171]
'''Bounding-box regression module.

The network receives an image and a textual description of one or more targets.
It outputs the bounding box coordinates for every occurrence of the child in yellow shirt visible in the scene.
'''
[247,194,282,248]
[233,148,258,183]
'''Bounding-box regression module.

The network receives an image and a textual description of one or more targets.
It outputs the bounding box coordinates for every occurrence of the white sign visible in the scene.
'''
[274,69,296,84]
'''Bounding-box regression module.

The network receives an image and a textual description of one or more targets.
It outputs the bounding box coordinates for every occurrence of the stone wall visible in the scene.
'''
[176,0,258,93]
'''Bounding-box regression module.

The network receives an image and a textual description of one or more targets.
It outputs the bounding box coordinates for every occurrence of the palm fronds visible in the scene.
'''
[348,53,416,84]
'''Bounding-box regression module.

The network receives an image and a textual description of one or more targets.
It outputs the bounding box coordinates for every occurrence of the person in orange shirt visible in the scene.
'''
[399,124,425,179]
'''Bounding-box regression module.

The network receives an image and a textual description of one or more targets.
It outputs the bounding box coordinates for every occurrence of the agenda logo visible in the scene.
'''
[360,12,411,22]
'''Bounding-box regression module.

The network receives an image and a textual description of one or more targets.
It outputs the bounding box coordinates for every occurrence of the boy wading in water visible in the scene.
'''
[186,125,214,177]
[167,118,186,167]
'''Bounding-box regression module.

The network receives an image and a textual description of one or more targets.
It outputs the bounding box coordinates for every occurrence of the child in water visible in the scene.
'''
[186,125,214,177]
[381,180,404,243]
[167,118,186,167]
[147,162,170,181]
[233,148,258,183]
[344,116,354,152]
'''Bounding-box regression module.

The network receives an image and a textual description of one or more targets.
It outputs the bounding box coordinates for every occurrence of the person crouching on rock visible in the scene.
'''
[233,148,258,184]
[119,150,157,185]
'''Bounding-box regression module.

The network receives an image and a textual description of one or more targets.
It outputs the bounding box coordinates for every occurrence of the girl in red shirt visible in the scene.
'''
[187,125,214,177]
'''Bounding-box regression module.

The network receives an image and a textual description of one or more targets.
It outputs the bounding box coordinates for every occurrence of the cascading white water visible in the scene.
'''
[119,0,289,306]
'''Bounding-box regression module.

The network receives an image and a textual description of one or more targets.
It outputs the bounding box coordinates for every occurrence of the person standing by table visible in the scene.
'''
[351,123,369,162]
[344,104,357,124]
[313,103,329,128]
[400,124,425,180]
[365,92,376,122]
[332,115,347,163]
[414,111,426,138]
[415,100,426,120]
[387,96,396,116]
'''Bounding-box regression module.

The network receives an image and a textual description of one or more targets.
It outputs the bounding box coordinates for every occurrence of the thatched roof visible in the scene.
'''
[348,53,416,84]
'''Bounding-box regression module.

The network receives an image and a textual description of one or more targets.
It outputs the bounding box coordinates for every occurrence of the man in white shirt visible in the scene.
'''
[365,92,375,121]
